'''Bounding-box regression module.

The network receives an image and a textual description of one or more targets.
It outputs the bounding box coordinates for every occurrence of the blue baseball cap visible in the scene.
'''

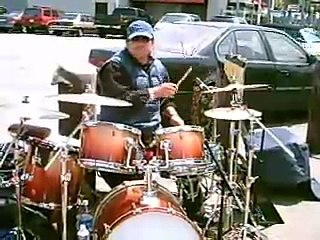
[127,20,154,40]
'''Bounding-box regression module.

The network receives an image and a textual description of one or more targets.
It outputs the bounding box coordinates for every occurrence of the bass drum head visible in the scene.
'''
[108,211,201,240]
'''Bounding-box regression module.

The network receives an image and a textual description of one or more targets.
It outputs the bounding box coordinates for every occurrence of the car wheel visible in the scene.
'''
[53,31,63,36]
[78,28,84,37]
[98,29,106,38]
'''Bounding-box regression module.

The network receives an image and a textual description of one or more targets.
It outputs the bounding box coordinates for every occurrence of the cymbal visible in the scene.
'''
[204,107,262,121]
[47,93,132,107]
[203,83,269,93]
[0,102,70,120]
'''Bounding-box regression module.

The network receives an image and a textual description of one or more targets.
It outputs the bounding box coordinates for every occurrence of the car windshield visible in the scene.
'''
[113,8,136,16]
[211,17,235,23]
[61,13,78,20]
[9,10,22,16]
[159,14,189,23]
[23,8,40,16]
[154,23,225,55]
[300,29,320,43]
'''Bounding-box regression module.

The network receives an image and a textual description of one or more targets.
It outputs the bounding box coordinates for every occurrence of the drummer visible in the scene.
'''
[96,20,185,187]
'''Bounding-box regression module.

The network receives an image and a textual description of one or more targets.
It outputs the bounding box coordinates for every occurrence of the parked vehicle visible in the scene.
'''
[48,12,96,36]
[88,22,318,122]
[261,23,320,57]
[14,6,61,33]
[154,13,201,30]
[0,6,7,15]
[210,15,248,24]
[95,7,154,38]
[0,10,22,33]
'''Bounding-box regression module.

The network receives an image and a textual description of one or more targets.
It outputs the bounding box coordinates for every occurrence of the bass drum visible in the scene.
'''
[93,180,202,240]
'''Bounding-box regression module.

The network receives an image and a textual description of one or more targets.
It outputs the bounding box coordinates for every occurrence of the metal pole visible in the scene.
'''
[257,0,262,24]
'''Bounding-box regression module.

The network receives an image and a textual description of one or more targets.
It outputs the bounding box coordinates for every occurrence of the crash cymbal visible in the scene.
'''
[47,93,132,107]
[204,107,262,121]
[203,83,269,93]
[0,101,70,120]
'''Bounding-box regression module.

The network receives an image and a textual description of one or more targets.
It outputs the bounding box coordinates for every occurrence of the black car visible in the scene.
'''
[89,22,318,122]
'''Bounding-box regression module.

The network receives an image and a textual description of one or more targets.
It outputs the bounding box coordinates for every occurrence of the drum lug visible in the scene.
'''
[166,202,176,214]
[131,202,142,215]
[103,223,111,235]
[61,172,71,183]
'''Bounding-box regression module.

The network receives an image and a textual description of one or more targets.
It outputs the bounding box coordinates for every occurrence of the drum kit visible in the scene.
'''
[0,57,294,240]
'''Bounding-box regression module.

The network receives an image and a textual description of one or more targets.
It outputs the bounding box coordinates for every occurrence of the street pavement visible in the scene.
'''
[0,33,320,239]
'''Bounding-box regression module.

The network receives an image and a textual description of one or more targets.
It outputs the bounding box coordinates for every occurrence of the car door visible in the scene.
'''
[216,30,277,112]
[262,30,314,112]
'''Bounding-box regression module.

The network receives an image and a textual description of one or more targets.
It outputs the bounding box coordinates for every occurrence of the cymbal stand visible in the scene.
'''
[0,117,28,240]
[203,141,244,240]
[60,104,95,240]
[224,88,246,229]
[83,84,98,122]
[241,119,260,240]
[14,119,28,240]
[45,119,85,240]
[141,164,158,206]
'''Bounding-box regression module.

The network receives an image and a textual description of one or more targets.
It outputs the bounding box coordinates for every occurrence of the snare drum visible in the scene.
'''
[155,126,212,176]
[93,180,202,240]
[22,139,84,209]
[80,121,143,174]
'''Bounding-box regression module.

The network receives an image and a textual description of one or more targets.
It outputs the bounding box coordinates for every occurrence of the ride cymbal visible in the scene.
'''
[202,83,269,94]
[47,93,132,107]
[204,107,262,121]
[0,101,70,120]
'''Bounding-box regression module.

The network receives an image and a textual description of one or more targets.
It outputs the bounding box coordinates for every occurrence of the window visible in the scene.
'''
[234,30,268,61]
[81,15,87,21]
[217,32,236,58]
[113,8,136,16]
[52,10,58,17]
[264,31,307,62]
[43,9,51,17]
[138,9,145,17]
[24,8,40,16]
[95,3,108,15]
[0,6,7,15]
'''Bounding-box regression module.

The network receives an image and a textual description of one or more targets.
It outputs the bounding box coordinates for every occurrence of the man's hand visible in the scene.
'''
[149,83,177,99]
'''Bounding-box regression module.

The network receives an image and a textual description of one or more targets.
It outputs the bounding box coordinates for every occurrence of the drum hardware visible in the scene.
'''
[125,137,142,171]
[203,140,244,240]
[140,165,159,206]
[158,139,171,169]
[0,115,32,240]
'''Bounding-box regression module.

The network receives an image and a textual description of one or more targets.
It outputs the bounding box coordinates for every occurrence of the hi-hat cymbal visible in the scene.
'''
[0,102,70,120]
[204,107,262,121]
[47,93,132,107]
[203,83,269,94]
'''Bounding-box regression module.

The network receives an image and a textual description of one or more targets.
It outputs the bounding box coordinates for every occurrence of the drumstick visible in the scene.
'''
[160,66,193,105]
